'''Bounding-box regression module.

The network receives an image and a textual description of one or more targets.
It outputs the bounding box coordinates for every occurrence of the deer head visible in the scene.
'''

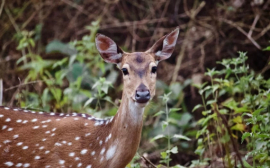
[96,28,179,107]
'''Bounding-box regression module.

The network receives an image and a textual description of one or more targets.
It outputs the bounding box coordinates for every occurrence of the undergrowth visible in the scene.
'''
[191,52,270,168]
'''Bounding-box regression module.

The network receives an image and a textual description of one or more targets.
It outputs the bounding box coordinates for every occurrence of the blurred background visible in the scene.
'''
[0,0,270,167]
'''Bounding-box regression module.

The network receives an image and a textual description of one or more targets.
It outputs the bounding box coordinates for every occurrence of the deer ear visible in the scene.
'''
[147,28,179,62]
[95,34,123,64]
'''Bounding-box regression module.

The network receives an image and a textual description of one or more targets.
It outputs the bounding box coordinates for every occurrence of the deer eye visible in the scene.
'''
[151,66,157,73]
[121,68,129,75]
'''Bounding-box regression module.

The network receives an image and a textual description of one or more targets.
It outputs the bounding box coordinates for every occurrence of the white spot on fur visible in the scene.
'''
[69,152,75,157]
[7,128,13,131]
[22,146,28,150]
[31,118,37,122]
[0,114,3,118]
[13,134,19,139]
[59,160,65,164]
[91,151,95,156]
[85,133,91,137]
[106,144,117,160]
[4,107,10,110]
[16,119,22,123]
[16,163,22,167]
[3,140,11,144]
[17,142,23,146]
[5,118,11,122]
[75,137,80,140]
[22,120,28,124]
[77,163,82,167]
[4,162,13,167]
[45,150,50,154]
[86,165,92,168]
[35,156,41,160]
[2,125,7,130]
[100,147,105,155]
[23,163,30,167]
[33,126,39,129]
[80,149,87,155]
[55,142,62,146]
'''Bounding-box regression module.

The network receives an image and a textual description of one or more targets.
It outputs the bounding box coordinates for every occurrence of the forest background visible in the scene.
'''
[0,0,270,167]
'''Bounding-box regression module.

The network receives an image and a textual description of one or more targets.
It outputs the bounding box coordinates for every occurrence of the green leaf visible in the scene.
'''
[46,40,77,56]
[242,159,253,168]
[169,108,181,113]
[192,104,203,112]
[173,134,191,141]
[231,123,245,131]
[162,121,168,130]
[84,97,95,107]
[206,100,216,105]
[232,116,242,123]
[170,146,178,154]
[171,165,186,168]
[263,46,270,51]
[154,111,165,117]
[150,134,166,142]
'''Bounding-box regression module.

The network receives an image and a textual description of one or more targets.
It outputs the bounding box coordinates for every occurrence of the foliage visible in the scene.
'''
[192,52,270,167]
[15,21,118,117]
[151,92,191,168]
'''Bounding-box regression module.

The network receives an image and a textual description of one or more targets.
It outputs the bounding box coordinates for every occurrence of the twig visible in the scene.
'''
[221,18,261,50]
[76,14,187,35]
[171,1,205,83]
[148,0,170,47]
[248,14,260,38]
[5,7,20,33]
[132,23,136,52]
[199,44,206,73]
[260,56,270,74]
[0,79,3,106]
[61,0,89,15]
[5,80,48,91]
[213,103,245,168]
[254,23,270,40]
[8,78,23,107]
[0,0,5,17]
[140,155,157,168]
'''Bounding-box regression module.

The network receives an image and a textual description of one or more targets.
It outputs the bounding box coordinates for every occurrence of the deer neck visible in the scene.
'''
[108,91,145,167]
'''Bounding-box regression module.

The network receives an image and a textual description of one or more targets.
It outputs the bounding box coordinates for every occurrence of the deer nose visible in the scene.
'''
[135,90,150,103]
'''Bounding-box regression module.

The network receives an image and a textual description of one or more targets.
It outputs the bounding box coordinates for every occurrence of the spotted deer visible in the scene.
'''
[0,28,179,168]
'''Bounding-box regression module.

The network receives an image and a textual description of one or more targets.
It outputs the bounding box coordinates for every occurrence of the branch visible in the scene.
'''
[213,103,245,168]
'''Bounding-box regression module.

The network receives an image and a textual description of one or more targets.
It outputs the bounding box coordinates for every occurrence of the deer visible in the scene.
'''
[0,27,179,168]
